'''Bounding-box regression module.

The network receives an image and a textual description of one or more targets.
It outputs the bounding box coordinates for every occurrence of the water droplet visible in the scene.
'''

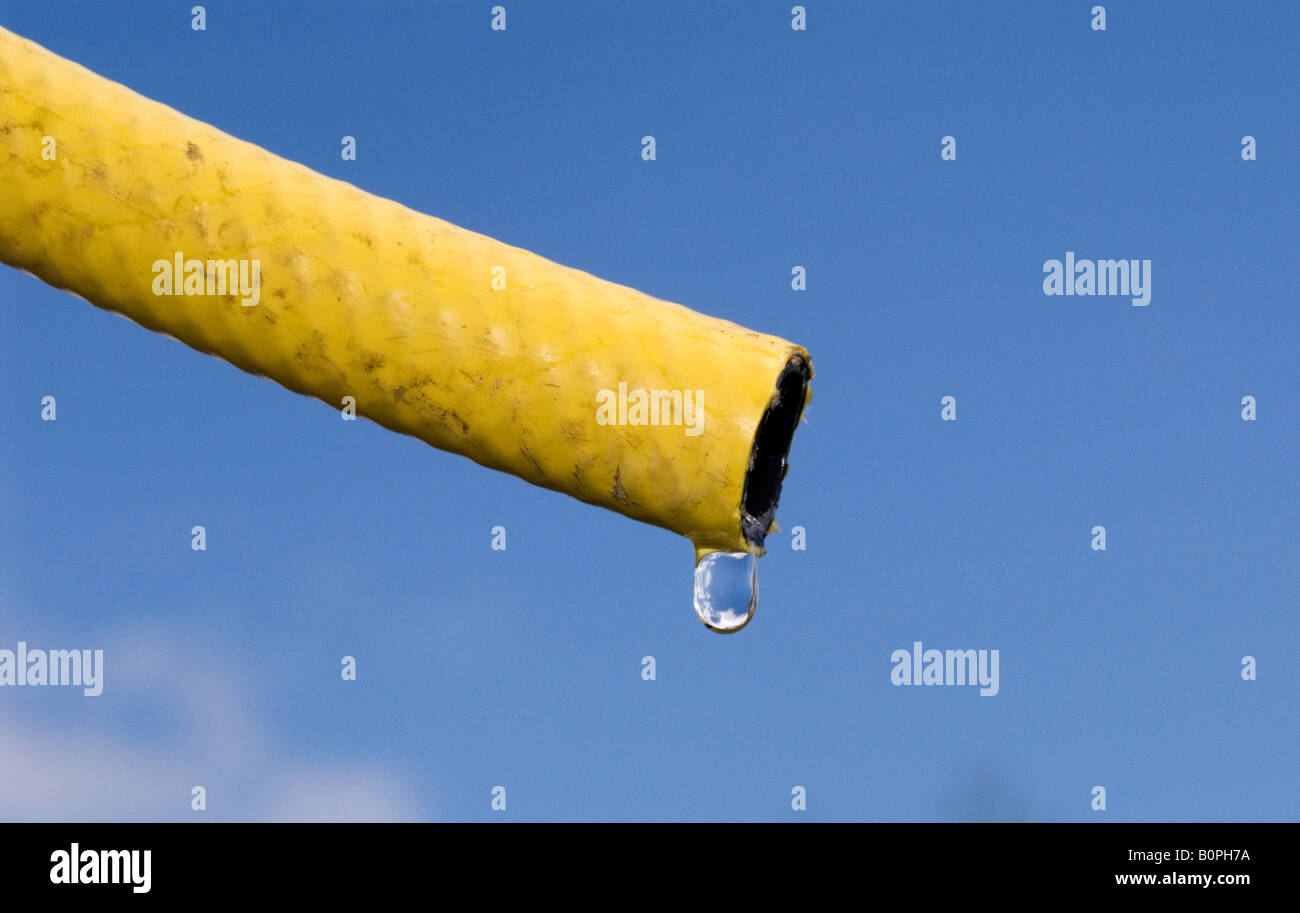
[693,551,758,633]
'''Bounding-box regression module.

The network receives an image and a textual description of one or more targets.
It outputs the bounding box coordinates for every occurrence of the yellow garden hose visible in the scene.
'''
[0,25,811,557]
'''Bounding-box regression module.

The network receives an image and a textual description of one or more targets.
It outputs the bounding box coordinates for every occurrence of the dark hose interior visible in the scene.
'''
[740,354,811,547]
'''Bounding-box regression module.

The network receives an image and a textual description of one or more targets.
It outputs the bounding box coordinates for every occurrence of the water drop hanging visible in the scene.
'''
[693,551,758,633]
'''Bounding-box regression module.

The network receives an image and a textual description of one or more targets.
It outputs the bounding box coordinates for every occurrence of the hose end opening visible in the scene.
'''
[740,353,812,548]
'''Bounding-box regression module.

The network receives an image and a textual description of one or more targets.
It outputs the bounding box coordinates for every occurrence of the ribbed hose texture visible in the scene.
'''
[0,25,811,554]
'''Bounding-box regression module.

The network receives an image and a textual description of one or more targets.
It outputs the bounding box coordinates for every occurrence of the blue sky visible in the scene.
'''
[1,1,1296,821]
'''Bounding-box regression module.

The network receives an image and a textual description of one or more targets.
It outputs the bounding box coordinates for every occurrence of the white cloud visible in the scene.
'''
[0,626,428,822]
